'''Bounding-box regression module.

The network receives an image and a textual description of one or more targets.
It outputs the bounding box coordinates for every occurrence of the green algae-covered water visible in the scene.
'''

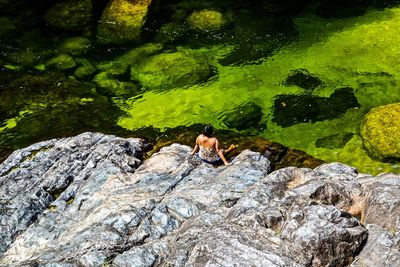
[1,0,400,175]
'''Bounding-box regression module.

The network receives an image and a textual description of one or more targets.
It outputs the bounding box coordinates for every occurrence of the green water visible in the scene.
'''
[113,7,400,174]
[1,1,400,174]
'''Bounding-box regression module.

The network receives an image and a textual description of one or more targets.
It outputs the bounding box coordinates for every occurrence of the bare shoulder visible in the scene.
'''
[211,137,219,145]
[196,134,204,143]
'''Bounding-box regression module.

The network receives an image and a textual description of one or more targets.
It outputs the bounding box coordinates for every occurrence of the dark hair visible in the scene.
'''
[204,124,214,137]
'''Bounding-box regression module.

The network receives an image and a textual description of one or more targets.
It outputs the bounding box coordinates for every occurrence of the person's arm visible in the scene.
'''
[215,139,230,165]
[191,136,200,155]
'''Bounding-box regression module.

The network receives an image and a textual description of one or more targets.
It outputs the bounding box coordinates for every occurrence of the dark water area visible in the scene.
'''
[1,0,400,174]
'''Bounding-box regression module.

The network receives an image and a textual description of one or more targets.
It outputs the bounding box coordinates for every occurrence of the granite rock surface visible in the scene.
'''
[0,132,398,267]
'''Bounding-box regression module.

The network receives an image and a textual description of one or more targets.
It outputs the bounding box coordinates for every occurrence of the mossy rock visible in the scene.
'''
[46,54,76,70]
[130,49,212,89]
[222,102,264,131]
[360,103,400,160]
[44,0,92,31]
[273,87,359,127]
[74,59,96,79]
[186,9,227,32]
[0,16,16,36]
[7,49,38,66]
[315,132,354,149]
[97,43,163,75]
[60,37,91,56]
[155,22,189,44]
[284,69,323,92]
[97,0,152,44]
[93,72,139,96]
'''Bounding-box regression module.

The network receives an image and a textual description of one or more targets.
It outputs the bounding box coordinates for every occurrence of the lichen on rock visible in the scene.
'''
[360,103,400,160]
[97,0,153,44]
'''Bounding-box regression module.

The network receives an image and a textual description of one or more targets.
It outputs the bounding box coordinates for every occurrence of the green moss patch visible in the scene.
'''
[360,103,400,160]
[186,9,227,32]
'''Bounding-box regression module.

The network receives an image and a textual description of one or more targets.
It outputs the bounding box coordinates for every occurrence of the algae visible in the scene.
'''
[115,7,400,175]
[3,2,400,175]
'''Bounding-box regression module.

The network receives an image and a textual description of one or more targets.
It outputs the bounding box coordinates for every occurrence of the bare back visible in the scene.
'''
[196,134,219,151]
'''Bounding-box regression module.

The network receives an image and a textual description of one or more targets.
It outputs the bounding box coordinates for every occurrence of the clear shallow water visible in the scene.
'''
[1,1,400,174]
[115,7,400,174]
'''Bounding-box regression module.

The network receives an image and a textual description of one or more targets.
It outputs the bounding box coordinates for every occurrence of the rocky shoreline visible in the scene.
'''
[0,132,399,266]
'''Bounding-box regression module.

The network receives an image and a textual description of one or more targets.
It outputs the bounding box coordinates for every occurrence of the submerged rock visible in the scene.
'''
[221,102,264,131]
[0,74,127,149]
[131,49,213,89]
[284,69,324,92]
[59,37,92,56]
[155,22,189,44]
[97,0,153,44]
[97,42,163,76]
[360,103,400,160]
[218,14,297,66]
[274,148,325,170]
[2,132,395,266]
[315,132,354,149]
[273,87,360,127]
[186,9,228,32]
[44,0,92,31]
[6,49,39,66]
[316,0,367,18]
[94,72,139,96]
[0,16,16,37]
[74,58,96,79]
[45,53,76,70]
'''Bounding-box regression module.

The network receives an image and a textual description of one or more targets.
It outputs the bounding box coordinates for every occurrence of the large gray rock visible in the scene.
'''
[362,173,400,231]
[350,173,400,267]
[0,134,399,266]
[351,224,400,267]
[0,132,146,259]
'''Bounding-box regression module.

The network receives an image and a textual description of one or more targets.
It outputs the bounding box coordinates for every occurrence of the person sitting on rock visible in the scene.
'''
[191,124,237,166]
